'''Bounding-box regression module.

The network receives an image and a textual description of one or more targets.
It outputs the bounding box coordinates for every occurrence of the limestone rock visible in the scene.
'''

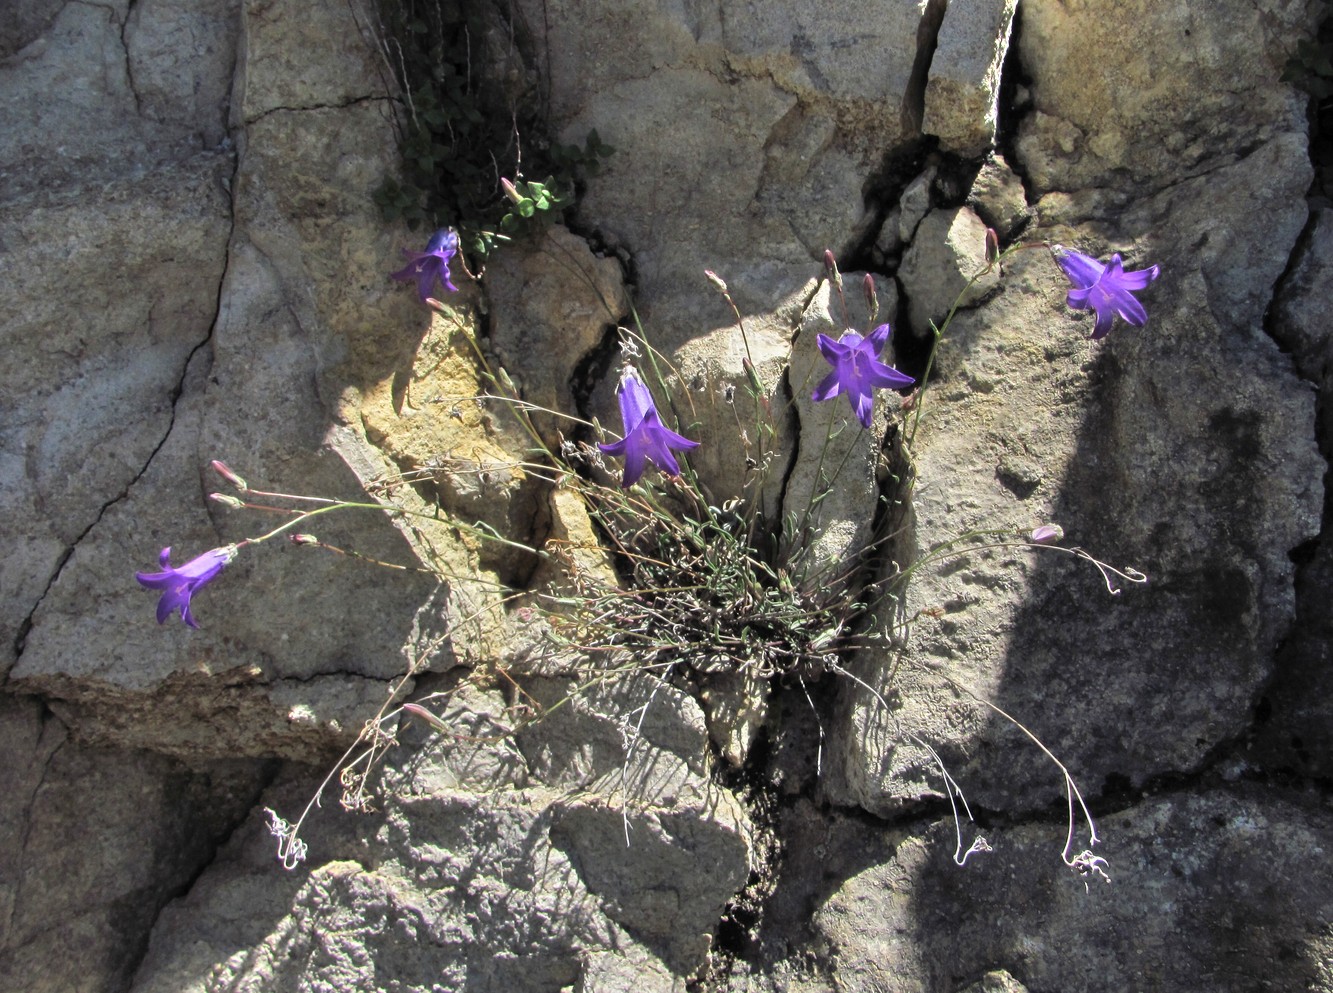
[811,789,1333,993]
[1015,0,1315,196]
[131,682,750,990]
[485,223,630,449]
[897,206,1000,338]
[968,154,1033,239]
[0,697,263,993]
[922,0,1018,157]
[826,148,1320,815]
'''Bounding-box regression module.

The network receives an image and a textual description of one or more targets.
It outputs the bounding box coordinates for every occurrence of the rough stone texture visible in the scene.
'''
[130,682,749,992]
[0,697,264,993]
[2,0,1332,991]
[801,789,1333,993]
[1259,206,1333,780]
[897,205,1001,338]
[485,223,630,451]
[968,154,1033,239]
[1015,0,1312,197]
[922,0,1018,157]
[826,0,1323,819]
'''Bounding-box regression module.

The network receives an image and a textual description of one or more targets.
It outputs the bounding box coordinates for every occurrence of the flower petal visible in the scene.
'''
[811,368,843,402]
[816,333,847,366]
[1089,303,1116,339]
[1110,289,1149,327]
[1052,247,1104,289]
[852,389,874,428]
[1112,262,1160,291]
[866,323,892,354]
[865,362,915,389]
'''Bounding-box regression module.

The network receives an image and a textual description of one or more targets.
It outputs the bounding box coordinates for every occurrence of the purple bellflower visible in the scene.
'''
[1052,246,1160,339]
[598,367,699,488]
[812,323,915,429]
[391,227,460,302]
[136,545,238,628]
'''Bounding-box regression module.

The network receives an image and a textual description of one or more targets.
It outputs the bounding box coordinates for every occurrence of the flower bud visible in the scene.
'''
[1030,524,1064,544]
[500,177,523,204]
[863,273,878,322]
[289,533,320,546]
[985,227,1001,266]
[210,460,248,491]
[704,269,728,294]
[823,249,842,290]
[742,357,763,395]
[208,492,245,509]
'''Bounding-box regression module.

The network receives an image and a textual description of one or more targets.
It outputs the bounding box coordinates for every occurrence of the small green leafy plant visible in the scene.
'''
[368,0,612,257]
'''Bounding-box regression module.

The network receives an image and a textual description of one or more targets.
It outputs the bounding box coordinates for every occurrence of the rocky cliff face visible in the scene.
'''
[1,1,1330,992]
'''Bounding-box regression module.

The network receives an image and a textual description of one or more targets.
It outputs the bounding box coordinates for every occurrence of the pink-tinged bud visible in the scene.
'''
[704,269,728,294]
[500,177,523,204]
[1030,524,1064,544]
[985,228,1000,266]
[823,249,843,289]
[289,533,320,546]
[211,460,248,491]
[208,492,244,509]
[863,273,878,321]
[400,702,450,733]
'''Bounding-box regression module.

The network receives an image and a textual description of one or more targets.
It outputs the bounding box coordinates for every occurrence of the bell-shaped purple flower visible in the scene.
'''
[811,323,915,429]
[1052,246,1160,339]
[391,227,460,302]
[598,367,699,488]
[136,545,238,628]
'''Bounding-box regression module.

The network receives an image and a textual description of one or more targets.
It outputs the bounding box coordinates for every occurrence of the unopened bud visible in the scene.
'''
[863,273,878,322]
[209,492,244,509]
[823,249,842,289]
[985,228,1001,266]
[704,269,728,294]
[1030,524,1064,544]
[289,533,320,546]
[400,702,450,733]
[211,460,248,491]
[500,177,523,204]
[742,357,763,395]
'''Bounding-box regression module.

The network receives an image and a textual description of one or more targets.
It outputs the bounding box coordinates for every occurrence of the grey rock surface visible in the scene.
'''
[1,0,1331,991]
[130,682,748,992]
[922,0,1018,157]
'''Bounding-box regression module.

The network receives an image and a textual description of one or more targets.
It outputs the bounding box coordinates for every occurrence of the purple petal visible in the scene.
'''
[1089,304,1116,339]
[865,362,915,389]
[852,389,874,428]
[1110,289,1149,327]
[426,228,459,254]
[1053,247,1104,289]
[616,369,655,433]
[621,443,648,487]
[1111,261,1160,291]
[866,323,892,354]
[812,368,843,402]
[816,333,847,365]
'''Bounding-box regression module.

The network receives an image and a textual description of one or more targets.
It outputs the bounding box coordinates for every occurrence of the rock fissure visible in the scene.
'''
[244,94,390,126]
